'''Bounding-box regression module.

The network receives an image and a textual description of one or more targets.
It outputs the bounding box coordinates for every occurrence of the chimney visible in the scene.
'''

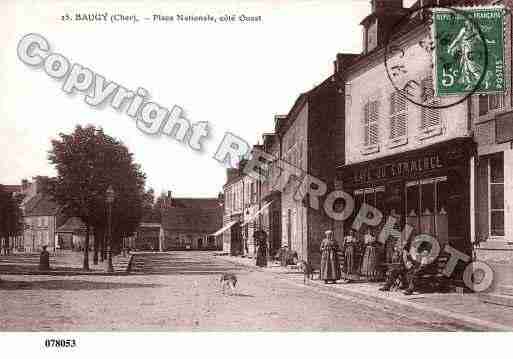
[371,0,403,13]
[21,179,29,191]
[274,115,287,133]
[361,0,406,54]
[333,53,358,75]
[227,168,239,183]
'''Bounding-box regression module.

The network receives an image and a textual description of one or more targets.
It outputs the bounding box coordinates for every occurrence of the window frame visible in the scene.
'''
[419,75,442,140]
[477,93,506,123]
[388,90,408,148]
[487,153,505,239]
[361,99,380,154]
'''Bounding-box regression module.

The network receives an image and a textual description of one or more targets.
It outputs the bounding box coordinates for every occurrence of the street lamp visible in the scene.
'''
[106,185,115,273]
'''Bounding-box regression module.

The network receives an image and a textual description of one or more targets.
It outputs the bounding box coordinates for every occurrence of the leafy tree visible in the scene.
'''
[48,125,147,270]
[0,185,23,255]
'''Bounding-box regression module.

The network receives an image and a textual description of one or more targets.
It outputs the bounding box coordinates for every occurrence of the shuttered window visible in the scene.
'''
[390,90,407,139]
[421,76,441,129]
[363,100,379,146]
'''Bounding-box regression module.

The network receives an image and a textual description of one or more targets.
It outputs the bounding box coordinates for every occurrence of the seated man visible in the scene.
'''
[379,239,429,295]
[379,243,409,292]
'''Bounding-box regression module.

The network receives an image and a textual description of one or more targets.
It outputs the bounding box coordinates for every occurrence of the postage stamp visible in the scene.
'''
[432,6,505,96]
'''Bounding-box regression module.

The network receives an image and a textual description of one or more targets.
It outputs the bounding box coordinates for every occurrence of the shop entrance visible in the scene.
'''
[405,176,449,248]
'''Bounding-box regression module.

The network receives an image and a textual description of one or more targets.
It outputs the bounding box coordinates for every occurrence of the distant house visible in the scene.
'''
[161,193,223,250]
[23,193,63,252]
[56,217,90,250]
[131,222,164,251]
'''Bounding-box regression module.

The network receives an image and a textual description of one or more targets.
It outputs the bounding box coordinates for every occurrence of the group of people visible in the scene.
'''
[253,226,430,295]
[319,228,384,284]
[319,228,429,295]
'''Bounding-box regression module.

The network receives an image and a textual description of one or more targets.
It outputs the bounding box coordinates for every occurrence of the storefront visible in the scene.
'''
[337,137,476,257]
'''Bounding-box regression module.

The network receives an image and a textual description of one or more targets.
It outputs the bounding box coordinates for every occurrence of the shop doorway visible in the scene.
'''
[405,176,449,248]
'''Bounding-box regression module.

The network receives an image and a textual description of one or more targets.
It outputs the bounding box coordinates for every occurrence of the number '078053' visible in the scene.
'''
[44,339,76,348]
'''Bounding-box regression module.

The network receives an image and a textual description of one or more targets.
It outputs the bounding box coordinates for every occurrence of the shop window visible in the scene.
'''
[420,76,441,133]
[478,94,504,116]
[363,100,379,147]
[353,187,385,234]
[389,90,407,140]
[405,177,449,247]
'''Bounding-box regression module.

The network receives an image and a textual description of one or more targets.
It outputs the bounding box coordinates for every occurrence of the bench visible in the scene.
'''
[381,254,452,293]
[415,254,451,292]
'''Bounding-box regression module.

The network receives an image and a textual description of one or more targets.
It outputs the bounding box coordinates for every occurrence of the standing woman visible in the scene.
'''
[342,229,358,283]
[255,230,268,268]
[320,230,341,284]
[360,228,382,281]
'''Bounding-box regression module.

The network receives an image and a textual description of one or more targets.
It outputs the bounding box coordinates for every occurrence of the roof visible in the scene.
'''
[24,193,61,217]
[57,217,86,233]
[1,185,21,193]
[169,197,221,209]
[162,207,222,234]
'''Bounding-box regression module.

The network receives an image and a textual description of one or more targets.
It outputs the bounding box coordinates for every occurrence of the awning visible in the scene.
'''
[241,202,272,226]
[211,220,238,237]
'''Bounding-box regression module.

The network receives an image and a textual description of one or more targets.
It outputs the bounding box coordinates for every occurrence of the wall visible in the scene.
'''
[345,30,470,166]
[23,215,56,252]
[473,9,513,265]
[281,102,309,260]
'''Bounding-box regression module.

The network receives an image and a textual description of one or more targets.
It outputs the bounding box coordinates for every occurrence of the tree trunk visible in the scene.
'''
[93,227,99,265]
[83,225,90,271]
[101,232,106,261]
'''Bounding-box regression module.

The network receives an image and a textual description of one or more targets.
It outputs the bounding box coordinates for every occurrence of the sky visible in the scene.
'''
[0,0,413,198]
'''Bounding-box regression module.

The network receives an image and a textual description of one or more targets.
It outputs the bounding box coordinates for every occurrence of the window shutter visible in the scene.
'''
[363,100,379,146]
[390,91,407,139]
[421,76,441,129]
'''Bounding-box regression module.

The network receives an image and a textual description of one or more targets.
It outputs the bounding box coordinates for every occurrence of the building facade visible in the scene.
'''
[338,0,482,269]
[220,168,244,255]
[276,57,350,266]
[260,129,283,258]
[161,194,222,250]
[471,0,513,284]
[23,193,63,252]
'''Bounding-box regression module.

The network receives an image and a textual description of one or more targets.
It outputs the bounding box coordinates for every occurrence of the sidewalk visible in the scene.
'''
[218,254,513,331]
[0,250,132,275]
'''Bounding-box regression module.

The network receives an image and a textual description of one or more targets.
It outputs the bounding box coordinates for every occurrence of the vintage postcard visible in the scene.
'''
[1,0,513,357]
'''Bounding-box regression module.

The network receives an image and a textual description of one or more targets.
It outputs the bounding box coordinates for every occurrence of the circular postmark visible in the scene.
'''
[384,4,490,110]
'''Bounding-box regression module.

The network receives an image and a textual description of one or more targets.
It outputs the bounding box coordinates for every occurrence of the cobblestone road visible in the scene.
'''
[0,251,472,331]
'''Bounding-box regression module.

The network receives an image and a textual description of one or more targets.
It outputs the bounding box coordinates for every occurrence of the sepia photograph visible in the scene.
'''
[1,0,513,356]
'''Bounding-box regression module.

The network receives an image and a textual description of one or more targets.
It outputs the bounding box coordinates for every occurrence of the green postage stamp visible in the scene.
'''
[433,6,505,96]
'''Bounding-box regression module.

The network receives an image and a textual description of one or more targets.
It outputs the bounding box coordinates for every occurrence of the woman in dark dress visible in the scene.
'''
[342,229,359,283]
[255,230,268,267]
[320,230,341,284]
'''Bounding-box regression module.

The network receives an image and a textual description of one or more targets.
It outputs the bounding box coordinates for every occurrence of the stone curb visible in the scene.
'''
[219,256,513,331]
[0,254,133,276]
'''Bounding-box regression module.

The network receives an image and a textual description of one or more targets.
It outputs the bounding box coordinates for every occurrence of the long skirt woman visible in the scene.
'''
[343,244,359,282]
[361,243,382,281]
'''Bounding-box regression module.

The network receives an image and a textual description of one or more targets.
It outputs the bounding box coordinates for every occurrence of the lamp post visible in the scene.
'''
[106,185,115,273]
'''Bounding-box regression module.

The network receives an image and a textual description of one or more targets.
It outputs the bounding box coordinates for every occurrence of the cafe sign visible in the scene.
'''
[353,155,444,184]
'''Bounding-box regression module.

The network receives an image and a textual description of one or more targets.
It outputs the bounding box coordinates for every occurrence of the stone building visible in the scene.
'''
[161,193,222,250]
[470,0,513,292]
[275,55,351,266]
[23,193,63,252]
[260,128,283,258]
[218,164,246,256]
[338,0,482,269]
